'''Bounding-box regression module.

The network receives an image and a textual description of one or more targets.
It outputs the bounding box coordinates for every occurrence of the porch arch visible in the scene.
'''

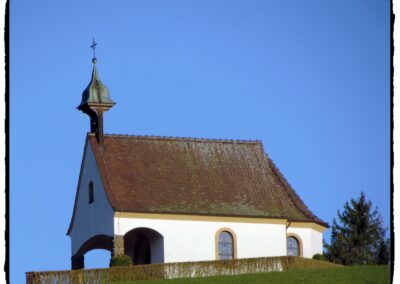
[124,227,164,265]
[71,234,113,269]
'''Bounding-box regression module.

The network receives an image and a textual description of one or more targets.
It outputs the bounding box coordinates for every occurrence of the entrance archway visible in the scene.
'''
[84,249,111,269]
[124,228,164,264]
[71,234,113,269]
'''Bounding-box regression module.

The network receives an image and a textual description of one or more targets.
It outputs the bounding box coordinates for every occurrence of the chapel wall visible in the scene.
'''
[286,226,323,258]
[114,215,288,263]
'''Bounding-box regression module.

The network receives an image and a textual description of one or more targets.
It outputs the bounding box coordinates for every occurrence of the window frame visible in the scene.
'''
[215,228,237,260]
[287,233,302,257]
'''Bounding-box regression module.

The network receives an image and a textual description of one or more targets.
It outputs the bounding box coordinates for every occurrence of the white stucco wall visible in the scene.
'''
[69,142,114,255]
[287,226,324,258]
[115,214,288,263]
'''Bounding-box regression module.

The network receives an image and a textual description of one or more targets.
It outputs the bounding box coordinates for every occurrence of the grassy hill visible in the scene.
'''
[116,265,390,284]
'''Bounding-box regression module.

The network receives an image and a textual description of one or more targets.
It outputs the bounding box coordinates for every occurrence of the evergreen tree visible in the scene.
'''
[325,192,389,265]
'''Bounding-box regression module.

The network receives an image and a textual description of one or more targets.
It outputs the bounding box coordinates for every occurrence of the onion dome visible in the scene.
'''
[77,41,116,147]
[77,59,115,110]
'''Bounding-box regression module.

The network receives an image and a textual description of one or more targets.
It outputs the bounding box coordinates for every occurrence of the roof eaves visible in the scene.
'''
[287,218,330,228]
[113,209,292,220]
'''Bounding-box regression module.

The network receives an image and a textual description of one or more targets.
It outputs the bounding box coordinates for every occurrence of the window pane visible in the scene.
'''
[287,236,299,256]
[219,231,233,259]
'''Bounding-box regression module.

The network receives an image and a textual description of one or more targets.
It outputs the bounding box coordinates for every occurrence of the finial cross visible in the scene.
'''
[91,38,97,61]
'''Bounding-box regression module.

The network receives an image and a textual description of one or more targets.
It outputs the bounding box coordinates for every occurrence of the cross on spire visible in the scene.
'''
[91,38,97,63]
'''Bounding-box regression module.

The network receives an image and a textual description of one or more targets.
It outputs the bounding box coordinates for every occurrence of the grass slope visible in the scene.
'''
[116,266,390,284]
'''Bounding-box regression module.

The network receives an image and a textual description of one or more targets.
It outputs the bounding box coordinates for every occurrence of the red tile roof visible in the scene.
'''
[86,133,327,227]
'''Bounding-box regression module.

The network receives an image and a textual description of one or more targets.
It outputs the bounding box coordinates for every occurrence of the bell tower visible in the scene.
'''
[77,39,115,146]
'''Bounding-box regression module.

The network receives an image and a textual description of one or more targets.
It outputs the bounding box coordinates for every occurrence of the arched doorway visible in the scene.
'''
[71,234,113,269]
[124,228,164,265]
[84,249,112,269]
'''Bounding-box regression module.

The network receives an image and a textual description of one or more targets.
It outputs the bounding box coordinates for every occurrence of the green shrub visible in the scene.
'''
[110,254,132,267]
[312,254,327,261]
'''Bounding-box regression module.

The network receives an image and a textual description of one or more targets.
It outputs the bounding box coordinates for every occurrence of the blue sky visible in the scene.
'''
[10,0,390,283]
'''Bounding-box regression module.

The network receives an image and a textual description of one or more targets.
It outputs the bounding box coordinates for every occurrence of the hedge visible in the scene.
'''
[26,256,342,284]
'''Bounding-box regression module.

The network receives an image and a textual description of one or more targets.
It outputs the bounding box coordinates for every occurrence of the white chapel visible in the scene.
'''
[67,55,328,270]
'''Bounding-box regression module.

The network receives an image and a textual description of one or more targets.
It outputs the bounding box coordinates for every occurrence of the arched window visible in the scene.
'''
[287,236,300,256]
[218,231,234,260]
[88,182,94,204]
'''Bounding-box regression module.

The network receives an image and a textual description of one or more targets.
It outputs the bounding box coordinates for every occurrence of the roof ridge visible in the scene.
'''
[96,132,263,144]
